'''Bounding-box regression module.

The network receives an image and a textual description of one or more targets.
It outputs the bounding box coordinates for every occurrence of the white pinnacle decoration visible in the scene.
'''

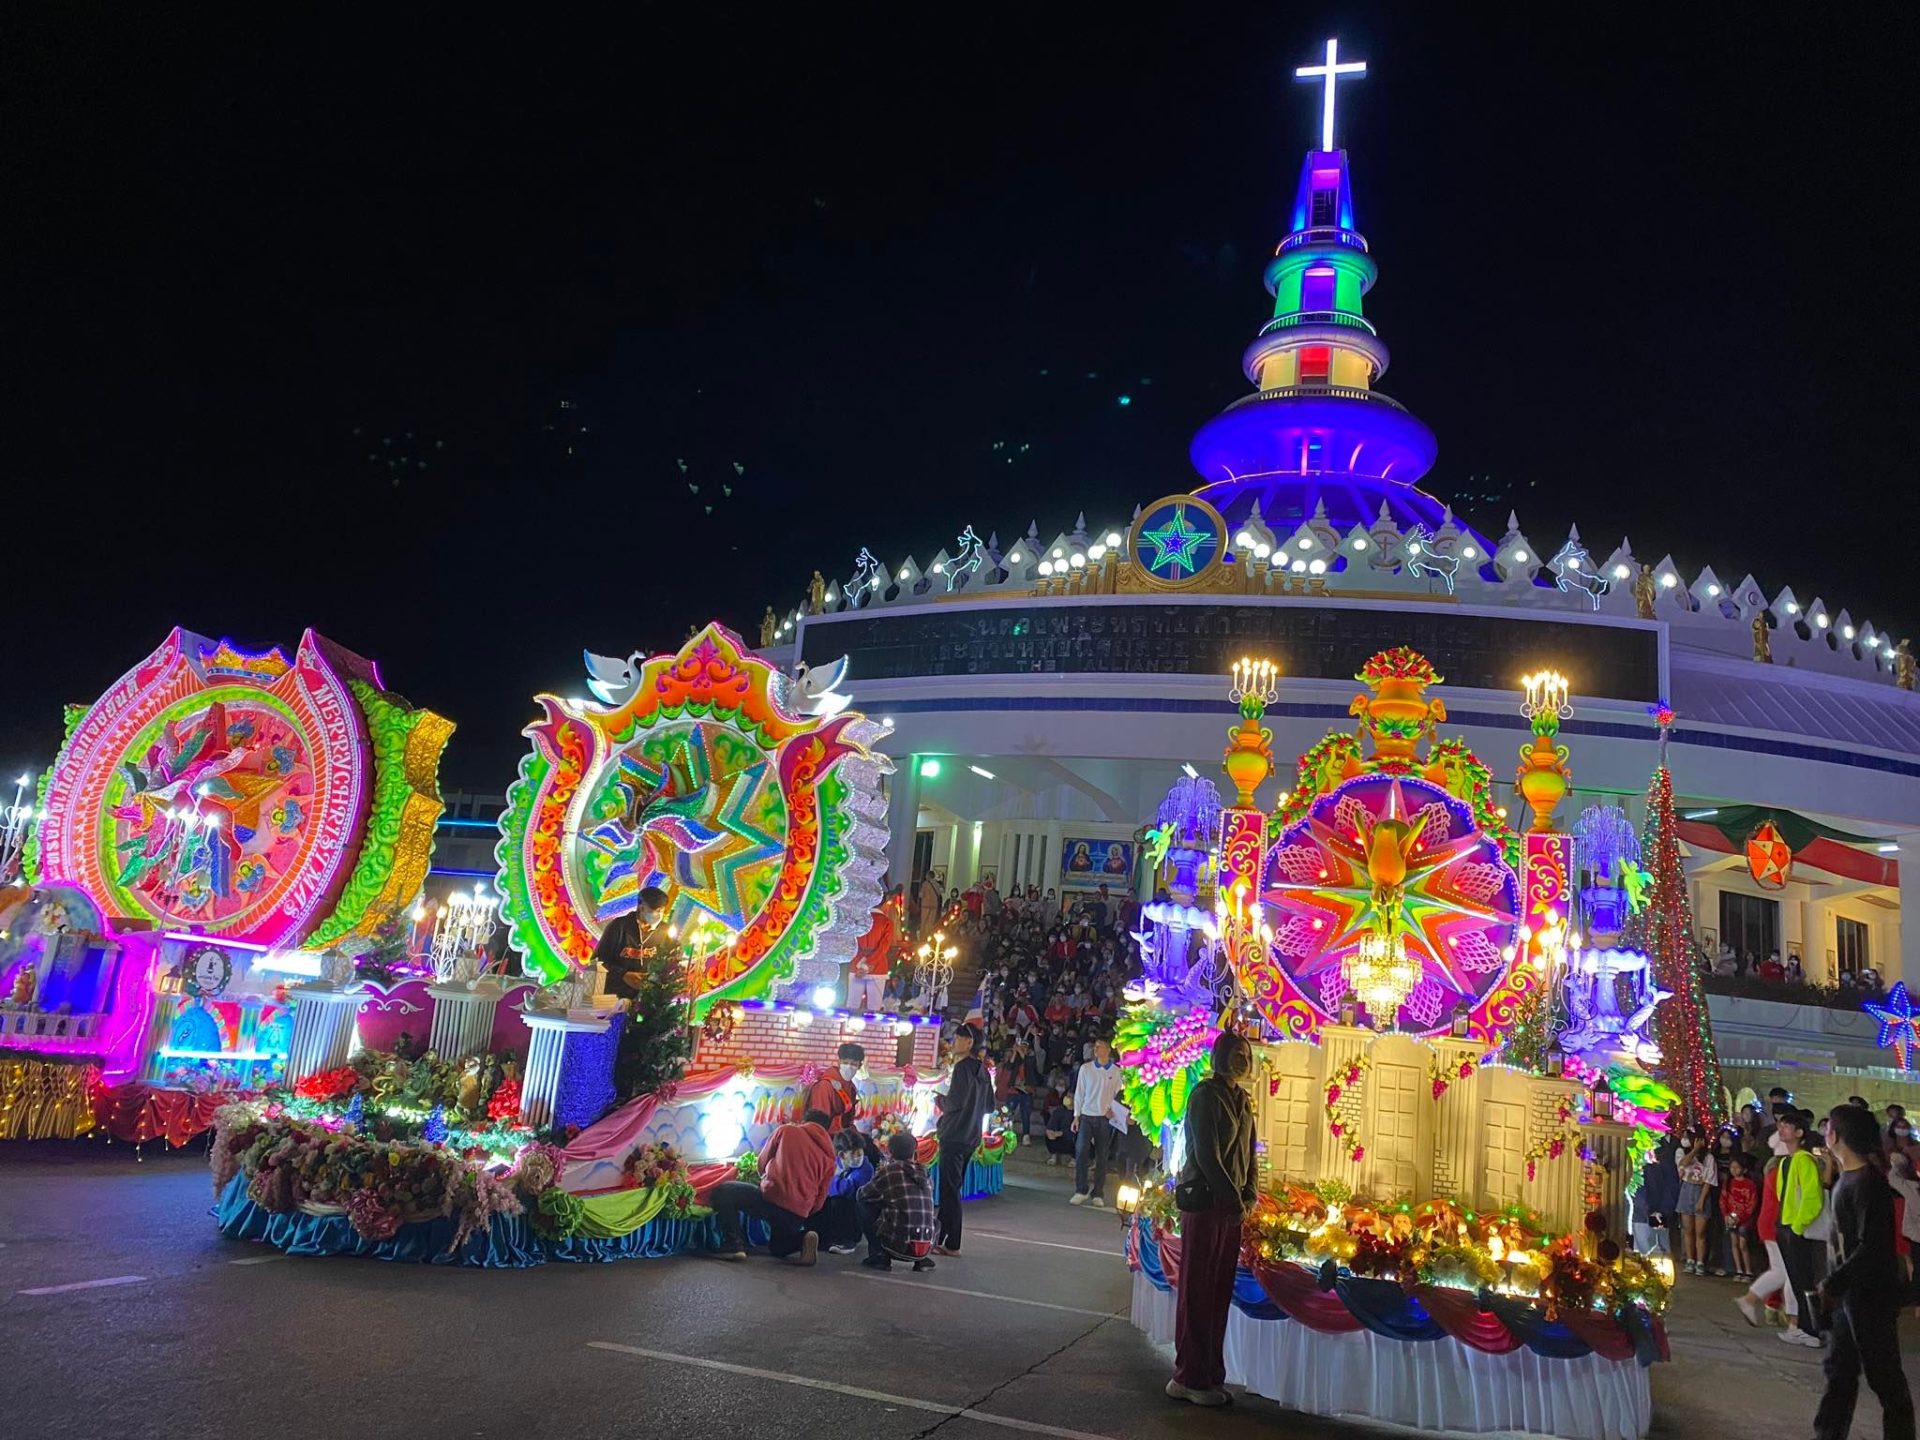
[1295,37,1367,153]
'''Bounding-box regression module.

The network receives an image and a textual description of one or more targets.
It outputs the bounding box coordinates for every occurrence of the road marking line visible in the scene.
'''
[18,1275,148,1296]
[839,1270,1122,1317]
[969,1230,1120,1257]
[229,1255,288,1265]
[587,1342,1117,1440]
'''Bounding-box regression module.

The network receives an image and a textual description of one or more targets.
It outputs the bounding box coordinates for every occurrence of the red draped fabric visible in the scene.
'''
[1416,1285,1524,1354]
[1248,1257,1365,1332]
[1559,1306,1639,1363]
[91,1082,237,1147]
[688,1161,741,1205]
[1157,1232,1182,1287]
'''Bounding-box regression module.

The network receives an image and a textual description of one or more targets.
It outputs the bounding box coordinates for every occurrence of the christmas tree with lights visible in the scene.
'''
[1633,715,1724,1129]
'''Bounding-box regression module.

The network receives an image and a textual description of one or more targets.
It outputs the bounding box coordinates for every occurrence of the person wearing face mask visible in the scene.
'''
[1166,1031,1257,1408]
[1888,1110,1913,1157]
[806,1044,865,1135]
[1775,1109,1830,1348]
[1675,1129,1719,1275]
[1740,1124,1804,1330]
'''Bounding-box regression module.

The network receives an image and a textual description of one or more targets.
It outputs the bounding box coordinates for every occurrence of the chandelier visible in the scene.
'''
[1344,927,1421,1025]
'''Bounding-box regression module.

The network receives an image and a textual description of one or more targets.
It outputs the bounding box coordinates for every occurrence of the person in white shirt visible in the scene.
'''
[1069,1036,1125,1207]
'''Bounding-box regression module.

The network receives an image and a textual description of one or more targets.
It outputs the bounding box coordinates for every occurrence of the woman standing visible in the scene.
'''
[1167,1031,1257,1408]
[1675,1129,1719,1275]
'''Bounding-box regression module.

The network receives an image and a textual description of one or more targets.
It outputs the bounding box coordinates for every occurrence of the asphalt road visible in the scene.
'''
[1,1141,1908,1440]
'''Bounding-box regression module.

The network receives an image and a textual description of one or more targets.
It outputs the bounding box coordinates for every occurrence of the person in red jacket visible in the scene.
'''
[707,1110,837,1265]
[1720,1152,1762,1281]
[806,1044,863,1134]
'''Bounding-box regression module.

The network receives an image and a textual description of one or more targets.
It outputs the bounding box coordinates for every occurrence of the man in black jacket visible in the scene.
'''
[592,886,676,1002]
[1813,1105,1914,1440]
[933,1023,992,1257]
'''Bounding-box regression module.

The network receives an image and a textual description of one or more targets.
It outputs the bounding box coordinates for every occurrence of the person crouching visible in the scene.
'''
[708,1109,837,1265]
[856,1131,937,1272]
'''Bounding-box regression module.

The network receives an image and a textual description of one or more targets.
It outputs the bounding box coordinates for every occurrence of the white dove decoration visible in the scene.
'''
[582,650,642,707]
[792,656,852,716]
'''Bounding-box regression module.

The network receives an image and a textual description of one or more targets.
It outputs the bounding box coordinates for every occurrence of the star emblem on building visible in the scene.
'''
[1140,504,1216,577]
[1865,981,1920,1071]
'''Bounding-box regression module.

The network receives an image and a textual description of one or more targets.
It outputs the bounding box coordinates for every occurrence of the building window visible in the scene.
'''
[1719,891,1779,964]
[1301,266,1336,311]
[1836,917,1869,976]
[1310,187,1338,227]
[1298,347,1331,385]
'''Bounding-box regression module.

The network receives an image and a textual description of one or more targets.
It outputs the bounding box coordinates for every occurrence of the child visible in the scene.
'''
[855,1130,936,1272]
[1043,1099,1075,1166]
[1720,1153,1761,1281]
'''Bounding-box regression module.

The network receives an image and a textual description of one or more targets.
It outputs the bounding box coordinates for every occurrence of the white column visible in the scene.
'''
[518,1009,615,1130]
[285,986,365,1083]
[1042,820,1064,895]
[427,981,506,1060]
[1898,836,1920,987]
[1802,898,1830,981]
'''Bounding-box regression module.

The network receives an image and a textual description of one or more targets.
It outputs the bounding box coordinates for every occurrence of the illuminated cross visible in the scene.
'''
[1295,37,1367,152]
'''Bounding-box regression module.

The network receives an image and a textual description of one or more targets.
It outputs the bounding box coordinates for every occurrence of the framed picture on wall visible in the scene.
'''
[1060,837,1134,885]
[978,868,997,889]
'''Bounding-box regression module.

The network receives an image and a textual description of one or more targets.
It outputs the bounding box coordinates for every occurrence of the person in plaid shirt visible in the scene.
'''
[856,1131,937,1272]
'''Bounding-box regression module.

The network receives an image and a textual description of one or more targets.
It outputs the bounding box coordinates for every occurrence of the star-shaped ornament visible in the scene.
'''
[1140,505,1216,578]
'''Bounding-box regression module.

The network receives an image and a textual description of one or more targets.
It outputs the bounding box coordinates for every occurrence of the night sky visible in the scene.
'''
[8,8,1917,790]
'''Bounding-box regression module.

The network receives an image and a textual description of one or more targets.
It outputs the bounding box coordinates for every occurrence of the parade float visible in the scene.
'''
[0,628,452,1145]
[210,624,1013,1267]
[1122,645,1676,1440]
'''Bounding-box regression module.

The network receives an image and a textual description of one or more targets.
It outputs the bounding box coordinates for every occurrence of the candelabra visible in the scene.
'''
[1,772,45,881]
[1223,657,1281,807]
[914,928,958,1012]
[429,888,499,983]
[1516,670,1573,832]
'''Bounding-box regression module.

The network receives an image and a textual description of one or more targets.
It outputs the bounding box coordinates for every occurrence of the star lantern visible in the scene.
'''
[1745,821,1792,890]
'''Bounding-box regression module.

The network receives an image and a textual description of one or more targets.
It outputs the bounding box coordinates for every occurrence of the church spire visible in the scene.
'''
[1188,39,1463,542]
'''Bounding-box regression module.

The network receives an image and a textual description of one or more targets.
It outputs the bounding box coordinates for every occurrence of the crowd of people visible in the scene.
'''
[1704,941,1885,998]
[862,875,1159,1206]
[1636,1089,1915,1438]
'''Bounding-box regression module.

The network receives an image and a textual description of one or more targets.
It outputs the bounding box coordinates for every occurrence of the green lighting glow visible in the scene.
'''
[918,758,942,778]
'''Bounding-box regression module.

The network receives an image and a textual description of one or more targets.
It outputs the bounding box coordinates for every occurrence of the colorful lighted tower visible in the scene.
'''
[1189,39,1463,538]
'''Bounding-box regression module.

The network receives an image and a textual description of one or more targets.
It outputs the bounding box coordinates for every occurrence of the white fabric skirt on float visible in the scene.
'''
[1131,1272,1650,1440]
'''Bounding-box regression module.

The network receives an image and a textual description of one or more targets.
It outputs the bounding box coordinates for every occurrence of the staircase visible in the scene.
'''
[943,948,987,1021]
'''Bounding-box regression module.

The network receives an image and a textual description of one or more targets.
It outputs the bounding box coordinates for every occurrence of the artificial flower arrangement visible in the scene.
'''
[210,1101,567,1249]
[624,1141,697,1217]
[277,1040,525,1151]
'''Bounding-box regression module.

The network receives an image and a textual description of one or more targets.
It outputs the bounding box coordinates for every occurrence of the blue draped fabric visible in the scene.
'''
[926,1156,1003,1200]
[1335,1276,1445,1342]
[1129,1216,1655,1364]
[1232,1267,1285,1321]
[1486,1295,1598,1361]
[213,1175,547,1267]
[213,1148,1009,1270]
[546,1216,717,1263]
